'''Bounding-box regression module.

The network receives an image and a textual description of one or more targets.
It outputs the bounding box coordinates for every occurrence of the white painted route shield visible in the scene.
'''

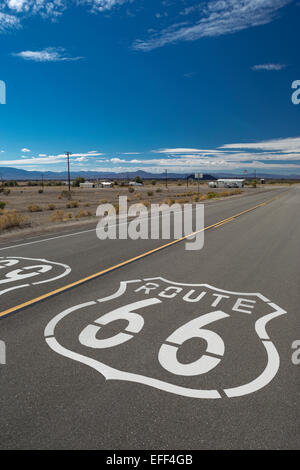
[0,256,71,296]
[45,277,286,399]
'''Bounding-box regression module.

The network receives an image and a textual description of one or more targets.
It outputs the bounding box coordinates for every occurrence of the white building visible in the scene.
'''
[79,181,113,188]
[80,182,97,188]
[129,181,144,186]
[208,179,245,189]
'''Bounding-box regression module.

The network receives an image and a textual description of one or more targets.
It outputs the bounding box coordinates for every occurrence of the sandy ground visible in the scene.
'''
[0,181,290,242]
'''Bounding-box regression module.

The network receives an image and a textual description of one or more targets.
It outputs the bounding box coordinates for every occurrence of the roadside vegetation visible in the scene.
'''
[0,209,28,230]
[0,178,291,237]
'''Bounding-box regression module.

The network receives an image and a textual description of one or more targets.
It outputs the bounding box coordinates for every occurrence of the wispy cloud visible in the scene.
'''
[133,0,292,51]
[21,147,30,152]
[82,0,131,13]
[1,0,132,31]
[251,63,287,71]
[0,11,20,31]
[220,137,300,153]
[12,47,84,62]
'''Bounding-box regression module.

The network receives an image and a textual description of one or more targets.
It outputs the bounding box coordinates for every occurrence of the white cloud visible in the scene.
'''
[133,0,292,51]
[0,11,20,31]
[13,47,83,62]
[251,63,287,71]
[155,148,214,154]
[81,0,130,13]
[21,147,30,152]
[110,157,126,163]
[6,0,29,12]
[4,0,66,19]
[220,137,300,153]
[2,0,131,27]
[121,152,141,155]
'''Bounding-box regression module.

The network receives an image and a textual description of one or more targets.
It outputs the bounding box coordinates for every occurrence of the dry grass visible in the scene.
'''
[66,201,79,208]
[49,210,65,222]
[0,183,250,237]
[27,204,43,212]
[0,210,28,230]
[75,209,92,219]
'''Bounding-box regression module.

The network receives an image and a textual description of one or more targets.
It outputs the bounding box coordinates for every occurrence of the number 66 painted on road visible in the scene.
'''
[79,299,229,377]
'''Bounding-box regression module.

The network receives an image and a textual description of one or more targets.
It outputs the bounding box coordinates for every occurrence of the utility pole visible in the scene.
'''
[165,169,168,189]
[65,152,72,193]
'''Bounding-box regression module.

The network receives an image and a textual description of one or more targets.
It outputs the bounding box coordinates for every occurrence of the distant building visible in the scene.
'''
[80,182,97,188]
[208,179,245,188]
[79,181,113,188]
[129,181,144,186]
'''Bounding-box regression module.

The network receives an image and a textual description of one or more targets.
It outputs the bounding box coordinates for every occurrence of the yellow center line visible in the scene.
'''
[0,193,283,319]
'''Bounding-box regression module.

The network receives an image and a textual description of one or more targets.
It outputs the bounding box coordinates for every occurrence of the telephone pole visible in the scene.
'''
[65,152,72,193]
[165,169,168,188]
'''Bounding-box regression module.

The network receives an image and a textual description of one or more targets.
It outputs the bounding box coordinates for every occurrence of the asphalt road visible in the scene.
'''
[0,186,299,449]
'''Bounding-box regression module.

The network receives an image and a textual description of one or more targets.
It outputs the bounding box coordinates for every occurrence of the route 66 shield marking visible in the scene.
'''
[0,256,71,296]
[45,277,286,399]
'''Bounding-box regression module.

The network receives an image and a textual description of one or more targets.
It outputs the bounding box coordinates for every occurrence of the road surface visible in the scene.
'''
[0,186,299,449]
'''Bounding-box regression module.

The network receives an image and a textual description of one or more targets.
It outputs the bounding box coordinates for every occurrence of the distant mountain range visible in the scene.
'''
[0,167,299,181]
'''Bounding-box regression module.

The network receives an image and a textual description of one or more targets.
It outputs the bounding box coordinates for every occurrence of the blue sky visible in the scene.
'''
[0,0,300,175]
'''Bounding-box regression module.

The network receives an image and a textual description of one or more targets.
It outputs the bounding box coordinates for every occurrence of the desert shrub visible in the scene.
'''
[207,192,219,199]
[3,189,10,196]
[128,187,134,193]
[177,198,190,204]
[50,210,65,222]
[47,204,56,211]
[161,199,174,206]
[83,202,90,207]
[156,188,162,193]
[151,180,156,186]
[147,191,153,196]
[0,210,28,230]
[27,204,43,212]
[100,199,108,204]
[66,200,79,208]
[139,200,151,208]
[75,209,92,219]
[60,190,72,200]
[0,201,6,210]
[112,204,119,215]
[38,189,44,194]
